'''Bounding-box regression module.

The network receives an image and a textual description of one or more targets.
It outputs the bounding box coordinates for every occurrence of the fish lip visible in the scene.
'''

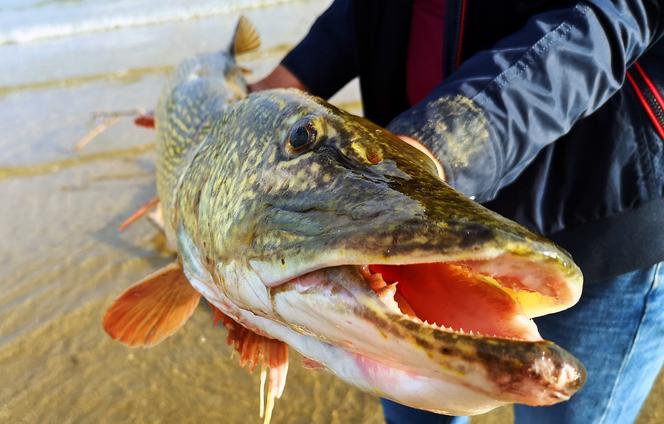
[342,340,585,408]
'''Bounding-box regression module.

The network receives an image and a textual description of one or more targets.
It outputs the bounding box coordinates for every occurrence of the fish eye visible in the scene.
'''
[287,119,317,153]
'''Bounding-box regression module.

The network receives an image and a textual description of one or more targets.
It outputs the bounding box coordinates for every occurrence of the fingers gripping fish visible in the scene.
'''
[103,16,586,422]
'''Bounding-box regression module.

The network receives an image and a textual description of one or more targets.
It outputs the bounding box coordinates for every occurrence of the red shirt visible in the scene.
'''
[406,0,446,106]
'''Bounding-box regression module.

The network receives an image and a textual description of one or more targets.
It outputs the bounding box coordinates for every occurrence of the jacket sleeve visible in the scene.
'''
[388,1,664,202]
[280,0,358,100]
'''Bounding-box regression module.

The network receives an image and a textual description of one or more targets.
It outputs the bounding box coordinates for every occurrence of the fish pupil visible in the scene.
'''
[289,122,315,151]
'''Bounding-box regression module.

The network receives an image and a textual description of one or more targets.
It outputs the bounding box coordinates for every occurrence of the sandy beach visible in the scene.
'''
[0,0,661,422]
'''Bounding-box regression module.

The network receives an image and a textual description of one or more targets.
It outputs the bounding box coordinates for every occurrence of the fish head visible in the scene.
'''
[174,88,585,415]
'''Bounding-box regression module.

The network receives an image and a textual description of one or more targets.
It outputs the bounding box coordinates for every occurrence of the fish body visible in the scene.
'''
[155,45,248,246]
[105,17,586,418]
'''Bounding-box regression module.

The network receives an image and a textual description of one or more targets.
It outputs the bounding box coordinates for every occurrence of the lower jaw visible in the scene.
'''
[209,292,512,415]
[197,269,560,413]
[350,351,509,415]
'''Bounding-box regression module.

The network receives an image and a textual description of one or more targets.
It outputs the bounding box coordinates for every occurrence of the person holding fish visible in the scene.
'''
[250,0,664,423]
[107,13,593,423]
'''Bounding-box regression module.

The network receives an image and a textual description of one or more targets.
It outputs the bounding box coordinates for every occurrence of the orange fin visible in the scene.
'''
[210,304,288,424]
[230,16,261,56]
[118,196,160,232]
[133,112,155,129]
[103,262,200,347]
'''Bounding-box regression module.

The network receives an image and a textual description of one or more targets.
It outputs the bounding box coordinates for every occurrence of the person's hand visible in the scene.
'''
[248,64,307,92]
[397,135,446,181]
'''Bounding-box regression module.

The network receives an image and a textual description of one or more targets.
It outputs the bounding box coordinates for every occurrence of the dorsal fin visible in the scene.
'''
[103,262,200,347]
[230,15,261,56]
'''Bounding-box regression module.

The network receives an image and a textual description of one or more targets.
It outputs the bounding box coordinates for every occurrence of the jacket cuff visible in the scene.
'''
[387,95,502,202]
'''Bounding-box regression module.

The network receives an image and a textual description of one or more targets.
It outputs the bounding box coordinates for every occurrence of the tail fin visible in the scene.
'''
[229,15,261,56]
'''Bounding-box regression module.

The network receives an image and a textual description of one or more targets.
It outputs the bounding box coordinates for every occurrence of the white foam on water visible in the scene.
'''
[0,0,299,45]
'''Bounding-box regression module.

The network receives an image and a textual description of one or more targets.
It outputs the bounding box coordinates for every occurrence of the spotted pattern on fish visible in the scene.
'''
[155,51,247,243]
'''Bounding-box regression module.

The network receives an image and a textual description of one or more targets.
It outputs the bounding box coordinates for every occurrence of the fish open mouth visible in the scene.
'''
[260,253,584,411]
[187,234,585,413]
[357,252,581,342]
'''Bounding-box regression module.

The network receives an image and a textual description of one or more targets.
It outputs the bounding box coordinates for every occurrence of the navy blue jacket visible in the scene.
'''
[282,0,664,282]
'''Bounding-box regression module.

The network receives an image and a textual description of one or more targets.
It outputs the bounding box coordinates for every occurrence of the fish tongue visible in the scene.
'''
[210,304,289,424]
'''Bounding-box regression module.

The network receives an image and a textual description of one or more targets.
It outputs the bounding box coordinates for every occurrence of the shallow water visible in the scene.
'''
[0,1,661,423]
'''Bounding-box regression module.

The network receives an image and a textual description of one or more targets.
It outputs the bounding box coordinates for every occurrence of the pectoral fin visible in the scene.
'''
[103,262,200,347]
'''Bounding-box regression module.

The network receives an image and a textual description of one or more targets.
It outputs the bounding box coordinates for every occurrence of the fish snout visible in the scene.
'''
[479,340,587,406]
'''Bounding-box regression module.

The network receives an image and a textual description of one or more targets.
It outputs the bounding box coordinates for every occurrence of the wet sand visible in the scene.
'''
[0,1,661,422]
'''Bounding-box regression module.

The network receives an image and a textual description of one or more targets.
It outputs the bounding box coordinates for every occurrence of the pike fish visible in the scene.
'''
[103,17,586,421]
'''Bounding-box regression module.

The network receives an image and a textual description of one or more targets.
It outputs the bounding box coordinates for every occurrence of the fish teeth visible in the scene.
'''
[403,314,485,337]
[375,284,402,313]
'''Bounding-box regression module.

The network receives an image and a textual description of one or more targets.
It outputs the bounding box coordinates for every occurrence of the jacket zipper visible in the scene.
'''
[454,0,467,69]
[443,0,467,78]
[626,61,664,140]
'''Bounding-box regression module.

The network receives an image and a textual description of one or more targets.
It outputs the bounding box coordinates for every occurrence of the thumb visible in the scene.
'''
[396,135,446,181]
